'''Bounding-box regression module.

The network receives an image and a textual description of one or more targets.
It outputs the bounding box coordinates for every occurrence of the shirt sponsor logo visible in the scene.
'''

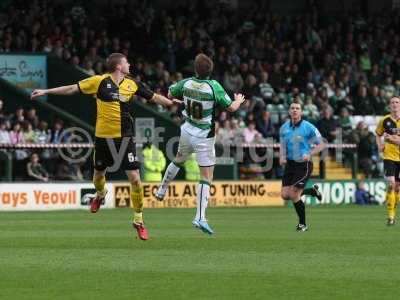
[110,92,129,102]
[190,81,204,89]
[114,181,284,208]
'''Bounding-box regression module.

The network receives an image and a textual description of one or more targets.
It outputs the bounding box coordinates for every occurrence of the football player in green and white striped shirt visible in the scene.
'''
[155,54,246,234]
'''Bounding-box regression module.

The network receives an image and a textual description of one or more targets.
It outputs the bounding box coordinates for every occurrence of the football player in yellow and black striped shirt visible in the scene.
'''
[31,53,177,240]
[376,97,400,226]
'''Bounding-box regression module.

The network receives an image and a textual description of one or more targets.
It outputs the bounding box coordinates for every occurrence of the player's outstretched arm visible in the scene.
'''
[167,91,183,105]
[227,93,246,112]
[31,84,79,99]
[151,93,182,107]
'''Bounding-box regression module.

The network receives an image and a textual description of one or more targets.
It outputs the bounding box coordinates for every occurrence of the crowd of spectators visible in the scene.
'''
[0,99,84,181]
[1,0,397,178]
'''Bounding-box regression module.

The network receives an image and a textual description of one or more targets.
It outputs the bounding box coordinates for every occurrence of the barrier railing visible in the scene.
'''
[0,142,358,181]
[216,142,358,179]
[0,143,358,149]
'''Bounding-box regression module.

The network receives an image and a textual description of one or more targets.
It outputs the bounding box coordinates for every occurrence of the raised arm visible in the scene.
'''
[31,84,79,99]
[31,75,103,99]
[227,93,246,112]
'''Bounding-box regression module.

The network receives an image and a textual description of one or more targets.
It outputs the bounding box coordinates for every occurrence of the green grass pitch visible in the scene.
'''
[0,206,399,300]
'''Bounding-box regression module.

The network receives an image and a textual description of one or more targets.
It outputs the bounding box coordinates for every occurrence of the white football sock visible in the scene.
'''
[158,162,180,193]
[195,181,210,222]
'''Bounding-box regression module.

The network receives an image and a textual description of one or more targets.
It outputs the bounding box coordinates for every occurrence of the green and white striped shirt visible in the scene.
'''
[169,77,232,138]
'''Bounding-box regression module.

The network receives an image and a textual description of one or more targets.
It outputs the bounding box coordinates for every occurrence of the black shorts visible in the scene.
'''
[282,160,313,188]
[384,159,400,181]
[93,137,140,171]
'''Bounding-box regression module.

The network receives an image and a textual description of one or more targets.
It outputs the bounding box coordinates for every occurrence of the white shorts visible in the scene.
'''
[178,128,216,167]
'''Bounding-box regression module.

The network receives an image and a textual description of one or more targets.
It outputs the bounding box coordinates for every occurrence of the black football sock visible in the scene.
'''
[293,200,306,225]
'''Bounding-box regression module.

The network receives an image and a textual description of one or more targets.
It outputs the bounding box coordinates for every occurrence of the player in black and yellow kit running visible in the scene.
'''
[31,53,177,240]
[376,97,400,226]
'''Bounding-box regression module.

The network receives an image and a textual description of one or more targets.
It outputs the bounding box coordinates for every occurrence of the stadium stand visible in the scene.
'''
[0,0,396,179]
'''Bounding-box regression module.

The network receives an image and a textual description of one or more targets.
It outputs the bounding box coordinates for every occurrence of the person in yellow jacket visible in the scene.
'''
[184,153,200,181]
[142,143,166,182]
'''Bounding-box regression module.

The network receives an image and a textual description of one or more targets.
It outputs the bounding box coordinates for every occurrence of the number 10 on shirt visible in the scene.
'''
[186,100,203,120]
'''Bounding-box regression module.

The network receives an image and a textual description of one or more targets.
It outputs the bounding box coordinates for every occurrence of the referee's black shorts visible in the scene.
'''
[384,159,400,181]
[93,137,140,171]
[282,160,313,188]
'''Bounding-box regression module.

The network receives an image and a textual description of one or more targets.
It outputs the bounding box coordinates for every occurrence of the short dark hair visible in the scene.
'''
[194,53,213,79]
[290,99,302,106]
[106,53,126,72]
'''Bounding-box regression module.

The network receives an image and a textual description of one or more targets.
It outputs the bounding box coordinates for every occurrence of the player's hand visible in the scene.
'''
[383,133,400,145]
[234,93,245,104]
[302,154,311,161]
[279,156,287,166]
[172,98,183,105]
[31,89,46,99]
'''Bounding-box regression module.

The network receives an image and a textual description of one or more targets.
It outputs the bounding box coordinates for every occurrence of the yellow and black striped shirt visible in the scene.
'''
[78,74,154,138]
[376,114,400,161]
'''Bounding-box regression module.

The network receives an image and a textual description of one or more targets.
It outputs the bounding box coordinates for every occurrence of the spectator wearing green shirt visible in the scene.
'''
[338,108,353,140]
[359,49,372,72]
[26,153,49,182]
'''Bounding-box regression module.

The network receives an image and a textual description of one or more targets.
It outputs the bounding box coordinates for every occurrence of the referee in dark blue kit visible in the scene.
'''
[279,100,325,232]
